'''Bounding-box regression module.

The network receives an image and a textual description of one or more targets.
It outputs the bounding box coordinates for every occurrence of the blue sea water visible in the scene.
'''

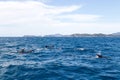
[0,37,120,80]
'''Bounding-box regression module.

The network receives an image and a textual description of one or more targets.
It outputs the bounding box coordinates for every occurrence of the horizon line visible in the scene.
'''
[0,32,120,37]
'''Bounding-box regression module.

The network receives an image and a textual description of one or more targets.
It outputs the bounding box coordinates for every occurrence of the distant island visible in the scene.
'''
[23,32,120,37]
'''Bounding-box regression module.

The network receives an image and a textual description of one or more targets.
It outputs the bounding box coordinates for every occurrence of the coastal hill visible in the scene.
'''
[111,32,120,36]
[43,32,120,37]
[23,32,120,37]
[44,34,64,37]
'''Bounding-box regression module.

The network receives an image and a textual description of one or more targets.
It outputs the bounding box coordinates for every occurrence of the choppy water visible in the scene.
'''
[0,37,120,80]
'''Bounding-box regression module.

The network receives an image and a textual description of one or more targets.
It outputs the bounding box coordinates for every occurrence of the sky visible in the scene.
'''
[0,0,120,36]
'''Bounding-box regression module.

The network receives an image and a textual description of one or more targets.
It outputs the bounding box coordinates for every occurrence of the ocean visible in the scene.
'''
[0,37,120,80]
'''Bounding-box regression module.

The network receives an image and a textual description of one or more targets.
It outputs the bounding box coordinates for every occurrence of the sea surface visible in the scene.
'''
[0,37,120,80]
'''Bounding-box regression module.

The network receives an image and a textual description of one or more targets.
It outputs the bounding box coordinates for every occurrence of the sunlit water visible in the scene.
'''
[0,37,120,80]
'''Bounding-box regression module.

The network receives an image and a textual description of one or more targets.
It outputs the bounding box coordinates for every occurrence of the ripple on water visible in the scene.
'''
[0,37,120,80]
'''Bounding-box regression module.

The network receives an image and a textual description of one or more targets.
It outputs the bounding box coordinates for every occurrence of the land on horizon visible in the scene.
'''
[23,32,120,37]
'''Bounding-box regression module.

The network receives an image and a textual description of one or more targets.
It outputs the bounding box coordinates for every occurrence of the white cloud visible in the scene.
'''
[0,1,49,24]
[55,14,101,22]
[0,1,82,25]
[47,5,82,15]
[0,1,106,36]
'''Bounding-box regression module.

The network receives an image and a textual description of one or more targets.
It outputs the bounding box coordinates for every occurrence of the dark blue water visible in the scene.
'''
[0,37,120,80]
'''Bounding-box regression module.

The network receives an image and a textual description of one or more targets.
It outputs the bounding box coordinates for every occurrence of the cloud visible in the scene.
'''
[0,1,99,24]
[0,1,103,36]
[0,1,49,24]
[0,1,81,25]
[55,14,101,22]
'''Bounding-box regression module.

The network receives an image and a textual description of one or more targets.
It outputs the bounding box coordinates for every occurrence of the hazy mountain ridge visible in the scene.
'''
[23,32,120,37]
[43,32,120,37]
[111,32,120,35]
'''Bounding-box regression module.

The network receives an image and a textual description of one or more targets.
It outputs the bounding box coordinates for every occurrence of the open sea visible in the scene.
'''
[0,37,120,80]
